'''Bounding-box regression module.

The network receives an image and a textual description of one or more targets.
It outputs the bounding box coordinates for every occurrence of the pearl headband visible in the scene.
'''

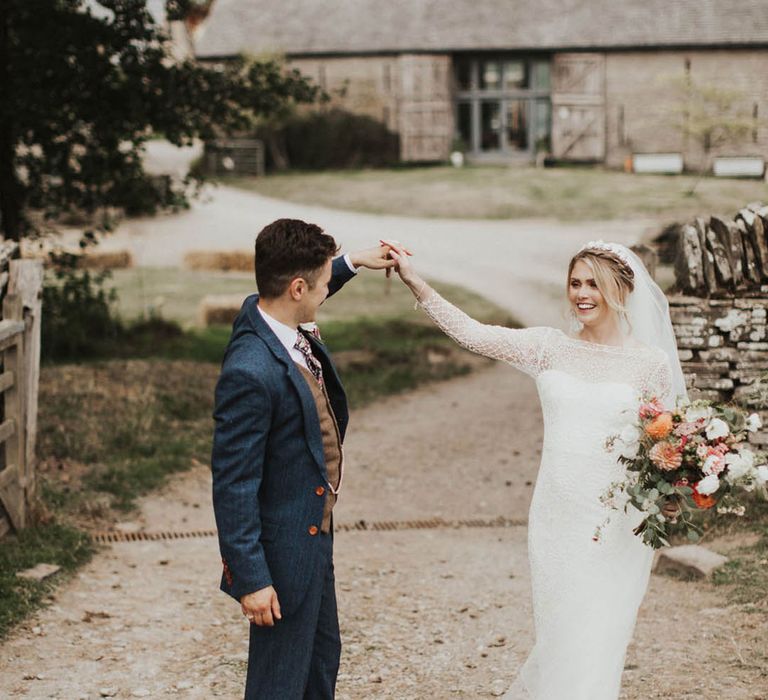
[578,240,633,270]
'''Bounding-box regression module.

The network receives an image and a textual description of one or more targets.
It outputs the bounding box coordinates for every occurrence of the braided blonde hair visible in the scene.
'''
[567,249,635,327]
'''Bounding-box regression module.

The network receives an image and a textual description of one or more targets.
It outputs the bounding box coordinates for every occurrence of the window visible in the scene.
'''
[503,61,527,90]
[455,57,472,90]
[453,55,551,156]
[457,102,472,149]
[480,60,502,90]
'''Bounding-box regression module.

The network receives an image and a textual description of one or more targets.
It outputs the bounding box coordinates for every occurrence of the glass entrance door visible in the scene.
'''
[480,101,502,152]
[505,99,528,151]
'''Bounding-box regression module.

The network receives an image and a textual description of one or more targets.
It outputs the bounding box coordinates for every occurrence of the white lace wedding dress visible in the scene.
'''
[419,290,673,700]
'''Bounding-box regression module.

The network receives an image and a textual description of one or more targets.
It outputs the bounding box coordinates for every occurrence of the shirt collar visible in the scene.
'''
[257,305,299,354]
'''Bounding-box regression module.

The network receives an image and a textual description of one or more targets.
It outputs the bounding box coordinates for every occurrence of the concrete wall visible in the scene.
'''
[605,49,768,169]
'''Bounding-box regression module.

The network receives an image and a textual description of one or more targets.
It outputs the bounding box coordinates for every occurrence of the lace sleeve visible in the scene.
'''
[418,288,552,377]
[643,352,674,407]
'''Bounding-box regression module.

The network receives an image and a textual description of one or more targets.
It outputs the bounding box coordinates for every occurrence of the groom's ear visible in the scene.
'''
[288,276,307,301]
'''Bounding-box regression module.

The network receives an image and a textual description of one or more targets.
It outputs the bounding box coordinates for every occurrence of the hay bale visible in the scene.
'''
[199,294,249,326]
[184,250,254,272]
[20,240,133,270]
[78,250,133,270]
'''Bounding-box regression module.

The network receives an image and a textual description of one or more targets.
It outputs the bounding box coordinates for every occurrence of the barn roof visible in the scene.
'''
[195,0,768,58]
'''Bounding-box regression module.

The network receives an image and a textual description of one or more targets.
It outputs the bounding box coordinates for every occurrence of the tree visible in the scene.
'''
[0,0,322,240]
[669,75,756,193]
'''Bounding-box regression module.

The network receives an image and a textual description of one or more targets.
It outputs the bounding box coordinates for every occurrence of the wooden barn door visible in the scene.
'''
[398,54,453,162]
[551,53,606,161]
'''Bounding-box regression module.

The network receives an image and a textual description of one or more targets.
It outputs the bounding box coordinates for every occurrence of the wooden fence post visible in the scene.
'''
[8,260,43,501]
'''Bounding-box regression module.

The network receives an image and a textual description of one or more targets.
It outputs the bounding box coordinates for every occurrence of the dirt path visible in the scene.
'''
[1,365,766,699]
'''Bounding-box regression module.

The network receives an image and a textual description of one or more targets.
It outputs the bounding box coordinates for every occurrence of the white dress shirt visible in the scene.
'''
[257,254,357,370]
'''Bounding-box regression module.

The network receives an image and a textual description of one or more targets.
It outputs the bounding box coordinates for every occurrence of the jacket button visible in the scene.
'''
[315,486,325,496]
[308,525,319,536]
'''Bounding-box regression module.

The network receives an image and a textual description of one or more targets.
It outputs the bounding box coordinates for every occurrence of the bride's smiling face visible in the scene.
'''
[568,260,614,328]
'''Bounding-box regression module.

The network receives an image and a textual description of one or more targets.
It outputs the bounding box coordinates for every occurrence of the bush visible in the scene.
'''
[42,250,123,362]
[261,108,400,171]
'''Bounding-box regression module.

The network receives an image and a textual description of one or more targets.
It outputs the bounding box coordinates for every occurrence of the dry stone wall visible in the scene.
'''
[669,202,768,447]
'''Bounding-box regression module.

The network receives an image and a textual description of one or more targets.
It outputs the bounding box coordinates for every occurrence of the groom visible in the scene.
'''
[211,218,393,699]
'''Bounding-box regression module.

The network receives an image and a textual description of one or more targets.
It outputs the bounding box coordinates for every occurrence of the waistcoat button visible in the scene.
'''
[308,525,319,536]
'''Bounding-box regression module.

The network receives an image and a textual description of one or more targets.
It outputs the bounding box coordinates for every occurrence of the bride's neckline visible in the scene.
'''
[558,328,647,352]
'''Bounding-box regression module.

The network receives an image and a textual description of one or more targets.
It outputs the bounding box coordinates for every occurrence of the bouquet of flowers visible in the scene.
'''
[598,397,768,549]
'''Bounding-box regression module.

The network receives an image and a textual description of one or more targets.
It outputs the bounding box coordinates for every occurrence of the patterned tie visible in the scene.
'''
[301,322,322,342]
[294,331,324,385]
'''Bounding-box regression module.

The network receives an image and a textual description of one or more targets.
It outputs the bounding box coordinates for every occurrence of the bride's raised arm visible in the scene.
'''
[385,241,552,377]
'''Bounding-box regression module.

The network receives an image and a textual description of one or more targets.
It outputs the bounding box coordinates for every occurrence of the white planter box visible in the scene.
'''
[713,156,765,178]
[632,153,684,174]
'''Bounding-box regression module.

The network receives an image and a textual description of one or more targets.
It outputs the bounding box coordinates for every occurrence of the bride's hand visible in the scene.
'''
[661,497,681,522]
[380,239,417,285]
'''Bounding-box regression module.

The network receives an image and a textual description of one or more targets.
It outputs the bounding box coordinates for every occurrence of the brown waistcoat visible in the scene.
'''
[297,364,342,533]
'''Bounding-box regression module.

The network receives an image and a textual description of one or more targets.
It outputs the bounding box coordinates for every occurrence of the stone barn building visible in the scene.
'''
[192,0,768,168]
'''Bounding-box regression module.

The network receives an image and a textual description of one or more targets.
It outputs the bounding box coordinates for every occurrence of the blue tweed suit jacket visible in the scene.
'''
[211,257,355,616]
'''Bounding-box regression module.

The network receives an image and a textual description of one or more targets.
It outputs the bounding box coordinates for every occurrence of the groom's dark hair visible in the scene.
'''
[255,218,339,298]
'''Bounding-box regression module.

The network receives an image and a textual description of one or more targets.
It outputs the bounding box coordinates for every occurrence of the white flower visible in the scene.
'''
[685,405,713,422]
[618,424,641,459]
[724,450,755,482]
[746,413,763,433]
[705,418,729,441]
[702,454,725,476]
[696,474,721,495]
[620,424,640,444]
[756,465,768,486]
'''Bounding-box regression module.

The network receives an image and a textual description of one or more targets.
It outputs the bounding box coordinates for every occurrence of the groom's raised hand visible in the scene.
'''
[349,242,412,272]
[241,585,282,627]
[348,245,397,271]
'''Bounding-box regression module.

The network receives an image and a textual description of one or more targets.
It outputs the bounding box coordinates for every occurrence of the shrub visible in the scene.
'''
[260,108,400,171]
[41,249,123,362]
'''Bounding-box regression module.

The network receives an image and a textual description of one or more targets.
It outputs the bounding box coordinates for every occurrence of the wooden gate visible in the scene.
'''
[0,260,43,538]
[551,53,606,161]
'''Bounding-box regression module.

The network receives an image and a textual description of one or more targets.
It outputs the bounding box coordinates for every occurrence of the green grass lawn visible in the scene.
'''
[225,166,767,223]
[108,266,509,329]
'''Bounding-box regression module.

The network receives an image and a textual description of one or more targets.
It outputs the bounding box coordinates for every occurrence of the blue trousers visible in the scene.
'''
[245,533,340,699]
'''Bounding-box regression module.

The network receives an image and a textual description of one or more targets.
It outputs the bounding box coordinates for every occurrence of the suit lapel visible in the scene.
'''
[246,298,328,479]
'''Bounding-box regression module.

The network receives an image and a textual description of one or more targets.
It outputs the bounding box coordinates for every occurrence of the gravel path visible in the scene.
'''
[87,185,654,327]
[1,364,766,699]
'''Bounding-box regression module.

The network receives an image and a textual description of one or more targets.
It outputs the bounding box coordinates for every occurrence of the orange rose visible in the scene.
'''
[645,412,674,440]
[691,489,717,509]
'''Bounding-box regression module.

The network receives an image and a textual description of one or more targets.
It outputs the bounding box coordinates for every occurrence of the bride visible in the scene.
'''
[385,240,687,699]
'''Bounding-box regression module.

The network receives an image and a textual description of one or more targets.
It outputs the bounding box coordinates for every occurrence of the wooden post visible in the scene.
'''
[7,260,43,501]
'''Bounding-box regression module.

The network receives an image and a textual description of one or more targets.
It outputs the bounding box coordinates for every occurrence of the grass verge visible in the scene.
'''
[0,523,94,639]
[224,166,768,223]
[708,497,768,611]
